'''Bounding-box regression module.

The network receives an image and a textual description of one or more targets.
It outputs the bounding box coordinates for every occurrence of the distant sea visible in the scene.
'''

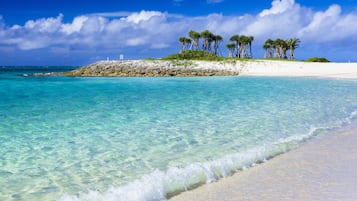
[1,66,357,201]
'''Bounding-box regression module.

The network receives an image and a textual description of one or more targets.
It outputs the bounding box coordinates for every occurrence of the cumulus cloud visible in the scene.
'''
[297,4,357,44]
[243,0,308,39]
[125,11,164,24]
[0,0,356,59]
[259,0,295,17]
[61,15,89,34]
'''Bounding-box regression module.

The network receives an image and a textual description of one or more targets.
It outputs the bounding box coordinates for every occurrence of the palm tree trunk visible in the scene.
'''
[289,48,293,60]
[194,39,198,51]
[241,45,246,58]
[214,41,218,56]
[229,48,233,58]
[249,44,253,58]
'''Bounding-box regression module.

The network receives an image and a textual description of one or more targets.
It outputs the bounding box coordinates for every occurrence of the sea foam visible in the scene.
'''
[59,109,357,201]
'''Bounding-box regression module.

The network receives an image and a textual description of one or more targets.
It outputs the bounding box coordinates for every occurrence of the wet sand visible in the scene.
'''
[170,123,357,201]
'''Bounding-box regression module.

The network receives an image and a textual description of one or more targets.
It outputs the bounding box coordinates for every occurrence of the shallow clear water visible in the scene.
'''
[1,68,357,201]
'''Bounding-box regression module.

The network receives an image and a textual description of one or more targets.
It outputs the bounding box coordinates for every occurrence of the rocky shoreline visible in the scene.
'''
[32,59,357,78]
[60,60,244,77]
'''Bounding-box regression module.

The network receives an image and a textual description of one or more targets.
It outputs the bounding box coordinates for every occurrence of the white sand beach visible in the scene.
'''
[239,60,357,78]
[170,122,357,201]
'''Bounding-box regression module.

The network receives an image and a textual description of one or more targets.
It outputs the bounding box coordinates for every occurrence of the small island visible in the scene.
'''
[39,30,356,78]
[61,58,357,78]
[52,30,302,77]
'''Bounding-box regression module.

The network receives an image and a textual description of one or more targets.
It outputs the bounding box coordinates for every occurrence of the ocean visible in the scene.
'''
[1,67,357,201]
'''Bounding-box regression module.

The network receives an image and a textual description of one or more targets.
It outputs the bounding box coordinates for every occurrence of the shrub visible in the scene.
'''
[306,57,330,62]
[162,50,225,61]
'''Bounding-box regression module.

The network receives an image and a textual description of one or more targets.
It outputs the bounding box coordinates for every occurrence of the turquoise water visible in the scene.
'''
[1,68,357,201]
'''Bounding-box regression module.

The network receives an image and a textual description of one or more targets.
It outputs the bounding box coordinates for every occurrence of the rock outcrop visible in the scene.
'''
[63,60,244,77]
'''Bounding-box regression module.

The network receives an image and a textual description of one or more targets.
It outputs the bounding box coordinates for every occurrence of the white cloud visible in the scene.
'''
[243,1,307,39]
[0,0,356,59]
[80,16,107,34]
[61,16,89,34]
[125,10,164,24]
[259,0,295,17]
[24,14,63,33]
[297,5,357,43]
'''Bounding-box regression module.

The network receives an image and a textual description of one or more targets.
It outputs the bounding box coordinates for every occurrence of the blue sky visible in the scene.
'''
[0,0,357,65]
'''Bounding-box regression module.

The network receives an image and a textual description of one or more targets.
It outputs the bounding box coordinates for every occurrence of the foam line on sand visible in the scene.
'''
[170,122,357,201]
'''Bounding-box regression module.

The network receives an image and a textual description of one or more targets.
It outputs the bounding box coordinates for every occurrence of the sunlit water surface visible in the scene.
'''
[1,67,357,201]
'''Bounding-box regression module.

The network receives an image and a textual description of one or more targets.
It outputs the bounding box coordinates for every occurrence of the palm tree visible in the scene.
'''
[263,39,274,58]
[189,30,201,51]
[213,35,223,56]
[263,43,270,58]
[179,37,192,53]
[207,32,215,52]
[201,30,212,51]
[281,40,289,59]
[184,37,192,50]
[230,35,240,58]
[286,38,300,60]
[179,37,186,53]
[273,38,285,58]
[226,43,236,58]
[238,35,250,58]
[248,36,254,58]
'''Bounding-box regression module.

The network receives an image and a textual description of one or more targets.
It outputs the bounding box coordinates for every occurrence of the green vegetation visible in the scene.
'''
[263,38,300,60]
[173,29,304,61]
[229,35,254,58]
[178,30,226,57]
[179,37,192,52]
[175,30,255,60]
[306,57,330,62]
[226,43,236,58]
[162,50,226,61]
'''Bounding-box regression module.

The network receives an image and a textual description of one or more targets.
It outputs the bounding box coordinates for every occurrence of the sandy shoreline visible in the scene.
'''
[240,60,357,79]
[170,122,357,201]
[59,60,357,79]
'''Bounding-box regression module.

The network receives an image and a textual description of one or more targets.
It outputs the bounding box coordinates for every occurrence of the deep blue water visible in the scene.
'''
[1,67,357,201]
